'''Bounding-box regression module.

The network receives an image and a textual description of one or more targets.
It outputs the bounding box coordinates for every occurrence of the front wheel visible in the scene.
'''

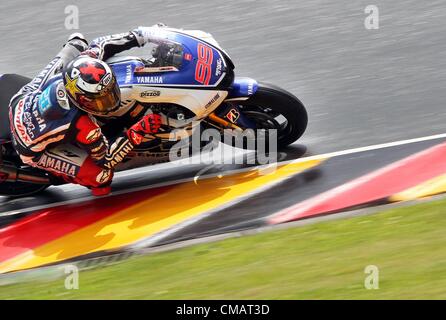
[219,83,308,149]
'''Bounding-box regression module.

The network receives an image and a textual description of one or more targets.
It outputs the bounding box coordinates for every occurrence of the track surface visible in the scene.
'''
[1,0,445,205]
[1,0,446,153]
[1,1,446,272]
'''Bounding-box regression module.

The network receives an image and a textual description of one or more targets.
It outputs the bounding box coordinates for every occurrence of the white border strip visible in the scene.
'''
[1,133,445,218]
[286,132,446,165]
[129,133,446,246]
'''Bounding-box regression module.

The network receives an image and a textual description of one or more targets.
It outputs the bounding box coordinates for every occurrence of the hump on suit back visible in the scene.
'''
[0,74,32,140]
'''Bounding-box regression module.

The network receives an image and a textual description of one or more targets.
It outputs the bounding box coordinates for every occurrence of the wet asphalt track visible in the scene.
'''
[1,2,446,247]
[1,0,446,152]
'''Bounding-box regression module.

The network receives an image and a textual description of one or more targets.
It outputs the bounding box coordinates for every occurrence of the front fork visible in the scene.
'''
[206,77,259,131]
[207,111,244,133]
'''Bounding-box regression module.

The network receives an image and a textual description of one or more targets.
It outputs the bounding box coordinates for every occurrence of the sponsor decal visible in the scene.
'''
[22,98,45,134]
[215,58,223,77]
[38,87,52,114]
[86,128,101,142]
[184,53,193,61]
[104,139,134,169]
[96,72,112,91]
[102,73,112,86]
[226,108,240,123]
[14,99,32,144]
[23,110,35,139]
[136,76,163,84]
[204,93,221,109]
[57,88,66,99]
[140,90,161,98]
[32,108,47,132]
[96,169,111,184]
[65,74,81,97]
[247,81,254,95]
[36,153,78,177]
[195,43,213,85]
[125,65,132,84]
[56,83,70,110]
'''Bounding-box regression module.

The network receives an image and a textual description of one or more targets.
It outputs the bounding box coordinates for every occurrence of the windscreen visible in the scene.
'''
[144,40,184,69]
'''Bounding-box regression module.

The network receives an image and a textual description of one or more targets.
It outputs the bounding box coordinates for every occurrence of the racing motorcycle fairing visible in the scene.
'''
[0,27,309,196]
[105,29,263,131]
[105,28,238,126]
[225,77,259,101]
[110,29,233,89]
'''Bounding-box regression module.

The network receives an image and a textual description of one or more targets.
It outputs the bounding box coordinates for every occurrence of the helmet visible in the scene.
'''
[63,56,120,116]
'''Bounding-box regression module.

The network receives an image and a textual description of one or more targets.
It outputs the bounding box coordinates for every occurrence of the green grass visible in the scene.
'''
[2,198,446,299]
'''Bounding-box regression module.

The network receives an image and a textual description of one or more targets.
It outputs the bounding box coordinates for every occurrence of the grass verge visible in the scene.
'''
[2,198,446,299]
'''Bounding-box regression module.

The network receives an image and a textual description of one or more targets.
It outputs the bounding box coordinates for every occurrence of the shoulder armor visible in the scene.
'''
[38,80,71,120]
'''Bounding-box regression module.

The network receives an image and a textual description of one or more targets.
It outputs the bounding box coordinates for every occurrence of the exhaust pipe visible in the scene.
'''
[0,144,51,185]
[0,164,51,184]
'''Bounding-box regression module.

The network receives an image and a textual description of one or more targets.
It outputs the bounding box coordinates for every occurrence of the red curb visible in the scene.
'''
[0,186,170,263]
[270,142,446,224]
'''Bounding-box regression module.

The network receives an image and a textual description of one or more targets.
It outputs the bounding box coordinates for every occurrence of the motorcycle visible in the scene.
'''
[0,27,308,197]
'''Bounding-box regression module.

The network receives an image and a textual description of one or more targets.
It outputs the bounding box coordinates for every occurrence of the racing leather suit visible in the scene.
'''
[9,33,160,195]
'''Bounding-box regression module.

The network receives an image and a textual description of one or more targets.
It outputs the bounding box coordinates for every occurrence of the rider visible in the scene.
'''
[83,24,169,127]
[9,27,164,196]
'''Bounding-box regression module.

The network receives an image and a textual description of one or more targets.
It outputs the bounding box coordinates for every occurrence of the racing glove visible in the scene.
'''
[132,25,168,47]
[127,113,162,145]
[67,33,88,46]
[64,33,89,52]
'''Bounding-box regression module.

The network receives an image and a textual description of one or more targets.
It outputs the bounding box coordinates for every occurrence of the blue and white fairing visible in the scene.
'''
[226,77,259,101]
[107,28,257,121]
[116,29,230,88]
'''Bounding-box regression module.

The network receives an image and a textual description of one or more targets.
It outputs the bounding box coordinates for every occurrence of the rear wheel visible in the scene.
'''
[0,145,50,197]
[0,182,49,197]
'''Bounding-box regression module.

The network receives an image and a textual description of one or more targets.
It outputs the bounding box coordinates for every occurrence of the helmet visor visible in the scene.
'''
[78,79,121,116]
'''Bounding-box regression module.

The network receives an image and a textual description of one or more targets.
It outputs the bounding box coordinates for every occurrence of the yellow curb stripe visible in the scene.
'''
[0,159,324,273]
[390,173,446,202]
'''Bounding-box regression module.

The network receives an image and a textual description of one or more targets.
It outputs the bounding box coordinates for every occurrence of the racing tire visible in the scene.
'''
[221,82,308,149]
[0,182,49,197]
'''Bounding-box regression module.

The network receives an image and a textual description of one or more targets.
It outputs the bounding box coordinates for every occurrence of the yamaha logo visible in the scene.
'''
[140,90,161,98]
